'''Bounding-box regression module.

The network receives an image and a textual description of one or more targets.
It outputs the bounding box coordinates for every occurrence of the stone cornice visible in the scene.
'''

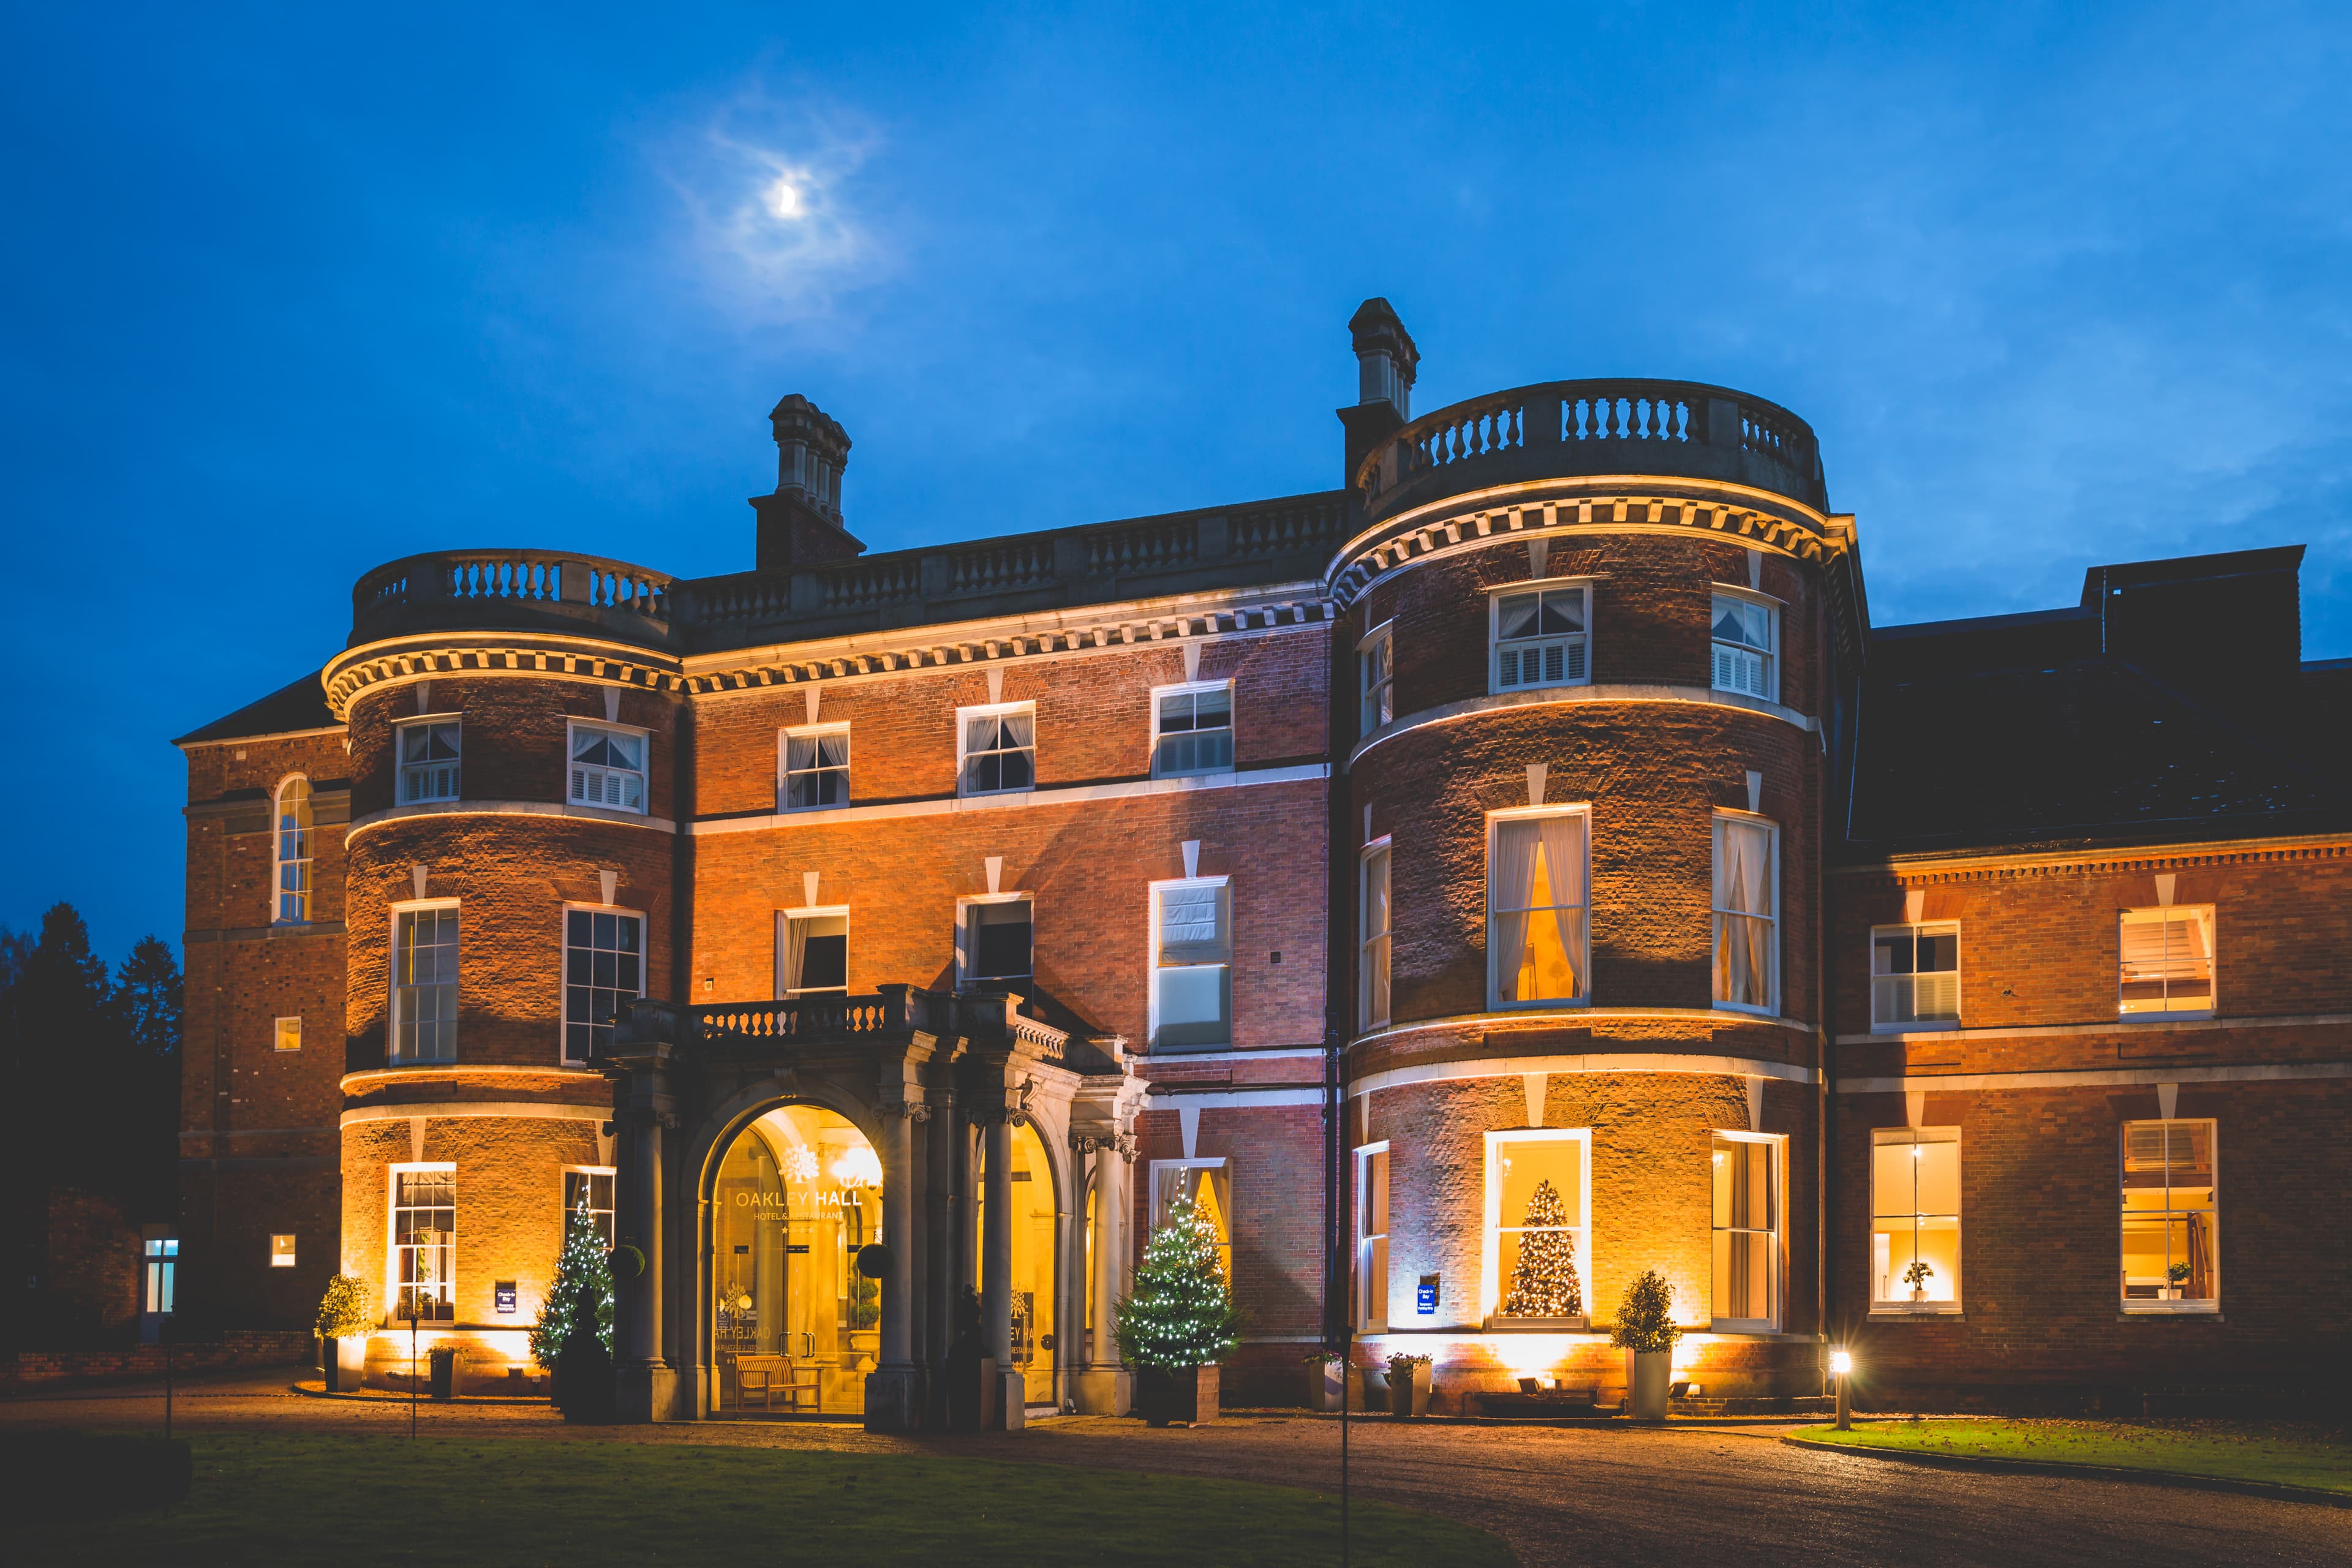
[1833,832,2352,883]
[325,631,685,720]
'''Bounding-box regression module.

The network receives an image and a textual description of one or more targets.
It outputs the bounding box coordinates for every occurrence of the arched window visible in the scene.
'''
[275,777,313,923]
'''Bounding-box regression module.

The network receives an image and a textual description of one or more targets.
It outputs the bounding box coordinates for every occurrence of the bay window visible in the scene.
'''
[391,905,459,1063]
[1712,814,1776,1012]
[1711,1134,1780,1330]
[392,1166,456,1322]
[568,721,646,813]
[563,1167,616,1249]
[398,718,462,804]
[1871,1128,1961,1311]
[2122,1120,2218,1311]
[1360,841,1392,1031]
[1152,879,1231,1049]
[561,907,643,1065]
[1485,1129,1589,1325]
[1487,809,1589,1008]
[1710,592,1777,700]
[1490,581,1590,692]
[1355,1144,1389,1332]
[1359,622,1394,733]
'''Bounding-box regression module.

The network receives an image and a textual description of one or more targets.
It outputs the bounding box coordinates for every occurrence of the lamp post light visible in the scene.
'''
[1829,1347,1852,1431]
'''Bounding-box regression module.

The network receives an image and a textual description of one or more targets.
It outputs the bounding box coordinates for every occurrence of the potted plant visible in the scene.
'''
[1302,1350,1346,1412]
[1385,1352,1433,1419]
[315,1275,372,1393]
[1115,1193,1240,1427]
[535,1204,616,1417]
[1609,1269,1683,1420]
[1903,1259,1934,1303]
[2165,1262,2191,1300]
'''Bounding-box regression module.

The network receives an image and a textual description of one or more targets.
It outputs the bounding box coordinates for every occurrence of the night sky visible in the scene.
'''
[5,2,2347,957]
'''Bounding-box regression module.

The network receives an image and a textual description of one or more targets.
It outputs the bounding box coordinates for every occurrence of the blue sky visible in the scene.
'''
[4,2,2348,957]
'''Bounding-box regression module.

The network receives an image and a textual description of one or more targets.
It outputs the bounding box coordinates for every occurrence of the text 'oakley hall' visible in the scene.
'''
[173,300,2352,1423]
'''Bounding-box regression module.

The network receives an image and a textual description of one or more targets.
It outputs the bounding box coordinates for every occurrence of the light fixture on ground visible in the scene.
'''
[1829,1347,1852,1430]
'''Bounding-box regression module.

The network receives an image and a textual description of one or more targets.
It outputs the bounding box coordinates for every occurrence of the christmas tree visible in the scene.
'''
[1500,1178,1584,1317]
[1114,1192,1240,1370]
[530,1202,614,1370]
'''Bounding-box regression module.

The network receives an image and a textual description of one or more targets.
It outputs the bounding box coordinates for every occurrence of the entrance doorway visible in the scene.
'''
[710,1106,884,1416]
[977,1120,1059,1408]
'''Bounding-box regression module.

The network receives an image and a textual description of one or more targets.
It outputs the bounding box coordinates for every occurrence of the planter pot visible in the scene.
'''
[1137,1363,1219,1427]
[1909,1287,1926,1303]
[1307,1362,1346,1412]
[1628,1352,1671,1420]
[1387,1362,1431,1419]
[325,1336,366,1393]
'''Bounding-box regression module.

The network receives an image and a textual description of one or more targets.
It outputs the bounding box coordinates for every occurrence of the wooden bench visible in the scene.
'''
[723,1353,822,1412]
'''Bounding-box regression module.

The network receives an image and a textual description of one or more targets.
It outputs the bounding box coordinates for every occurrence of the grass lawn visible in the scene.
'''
[1798,1419,2352,1494]
[18,1430,1515,1567]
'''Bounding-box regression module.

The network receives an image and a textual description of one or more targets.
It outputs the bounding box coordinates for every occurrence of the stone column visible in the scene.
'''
[925,1096,957,1415]
[614,1060,677,1422]
[981,1115,1018,1428]
[1074,1137,1133,1414]
[864,1104,923,1432]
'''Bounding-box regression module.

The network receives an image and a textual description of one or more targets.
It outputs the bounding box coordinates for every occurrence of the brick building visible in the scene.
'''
[172,300,2351,1420]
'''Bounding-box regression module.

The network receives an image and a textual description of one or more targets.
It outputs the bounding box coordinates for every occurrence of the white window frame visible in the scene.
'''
[1711,811,1779,1016]
[1150,680,1235,780]
[1359,837,1392,1033]
[565,718,649,815]
[1148,1156,1232,1278]
[1482,1127,1593,1329]
[273,774,312,924]
[1488,578,1593,695]
[1148,875,1232,1050]
[778,722,851,812]
[395,715,463,805]
[2118,906,2217,1019]
[1709,588,1780,703]
[2120,1118,2220,1314]
[1354,1142,1390,1332]
[388,1162,456,1324]
[1358,619,1395,734]
[561,1165,617,1250]
[1709,1131,1784,1332]
[1485,804,1592,1011]
[270,1233,297,1268]
[776,905,851,997]
[956,701,1038,797]
[1871,1126,1962,1314]
[1871,922,1961,1033]
[956,892,1035,995]
[560,901,645,1066]
[274,1016,302,1053]
[389,899,461,1065]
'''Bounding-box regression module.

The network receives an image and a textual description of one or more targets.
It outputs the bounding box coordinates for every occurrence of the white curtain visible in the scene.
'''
[1490,820,1541,1000]
[783,916,810,994]
[1536,813,1586,1000]
[1364,851,1391,1024]
[1715,819,1774,1006]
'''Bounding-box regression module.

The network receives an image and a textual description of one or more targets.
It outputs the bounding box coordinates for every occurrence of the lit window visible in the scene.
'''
[398,720,462,804]
[563,1168,616,1249]
[142,1237,178,1316]
[391,906,459,1063]
[568,722,646,813]
[962,897,1033,993]
[1153,684,1234,778]
[1871,1128,1960,1310]
[1711,1136,1779,1330]
[1488,810,1588,1008]
[393,1167,456,1322]
[782,726,850,809]
[1872,924,1960,1030]
[2119,907,2215,1016]
[274,1016,302,1053]
[270,1234,298,1268]
[1358,623,1395,733]
[562,908,642,1065]
[2122,1120,2217,1311]
[1491,582,1589,692]
[1487,1131,1589,1324]
[1150,1160,1231,1279]
[274,777,312,922]
[780,910,848,996]
[1360,842,1392,1031]
[1153,880,1231,1049]
[1712,815,1776,1012]
[1355,1144,1389,1332]
[959,706,1036,796]
[1710,593,1777,700]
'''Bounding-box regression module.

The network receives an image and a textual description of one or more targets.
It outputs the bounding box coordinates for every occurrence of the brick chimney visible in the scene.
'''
[1339,298,1419,489]
[753,394,865,572]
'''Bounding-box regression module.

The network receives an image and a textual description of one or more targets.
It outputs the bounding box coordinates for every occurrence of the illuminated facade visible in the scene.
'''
[175,300,2351,1418]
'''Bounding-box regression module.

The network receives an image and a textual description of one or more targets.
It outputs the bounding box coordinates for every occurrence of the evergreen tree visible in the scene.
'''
[531,1202,614,1369]
[1114,1192,1240,1371]
[110,936,183,1219]
[1501,1178,1584,1317]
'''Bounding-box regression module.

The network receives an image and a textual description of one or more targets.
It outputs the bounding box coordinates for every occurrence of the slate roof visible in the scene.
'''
[173,671,337,747]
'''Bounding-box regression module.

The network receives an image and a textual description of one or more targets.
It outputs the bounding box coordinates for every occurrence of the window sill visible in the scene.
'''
[1870,1021,1958,1035]
[1713,1001,1778,1019]
[1709,1319,1780,1334]
[2120,1304,2221,1317]
[2118,1009,2215,1022]
[1488,998,1590,1012]
[1868,1306,1964,1319]
[1485,1316,1590,1333]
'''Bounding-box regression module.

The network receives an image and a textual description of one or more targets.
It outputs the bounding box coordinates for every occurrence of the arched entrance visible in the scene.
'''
[977,1118,1060,1408]
[710,1104,885,1415]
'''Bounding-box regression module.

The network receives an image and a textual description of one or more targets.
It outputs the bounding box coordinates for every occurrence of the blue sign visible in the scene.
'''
[494,1281,518,1315]
[1416,1274,1440,1315]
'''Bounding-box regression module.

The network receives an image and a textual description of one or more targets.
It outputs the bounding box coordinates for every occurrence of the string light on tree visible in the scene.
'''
[1114,1192,1240,1371]
[1501,1178,1584,1317]
[530,1200,614,1370]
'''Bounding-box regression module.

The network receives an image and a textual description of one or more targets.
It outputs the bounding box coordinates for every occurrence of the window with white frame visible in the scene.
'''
[1360,842,1392,1031]
[563,1167,616,1249]
[1710,592,1777,700]
[270,1234,297,1268]
[1359,622,1395,733]
[781,725,850,809]
[1488,809,1588,1008]
[2119,907,2215,1016]
[961,897,1033,993]
[2122,1120,2217,1311]
[1872,924,1960,1030]
[1491,581,1590,692]
[562,907,642,1065]
[397,718,462,804]
[392,1166,456,1321]
[274,777,312,922]
[1153,880,1231,1049]
[1150,1159,1232,1279]
[1355,1144,1389,1332]
[391,905,459,1063]
[1488,1130,1589,1323]
[568,721,646,813]
[959,705,1036,796]
[1712,815,1776,1012]
[274,1016,301,1053]
[1871,1128,1960,1310]
[1711,1135,1780,1329]
[779,910,849,996]
[1153,684,1234,778]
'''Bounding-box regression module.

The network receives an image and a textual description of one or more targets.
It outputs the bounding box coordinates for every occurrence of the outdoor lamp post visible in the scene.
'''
[1830,1347,1852,1430]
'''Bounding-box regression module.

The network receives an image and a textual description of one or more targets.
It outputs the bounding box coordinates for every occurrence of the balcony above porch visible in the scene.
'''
[605,986,1122,1073]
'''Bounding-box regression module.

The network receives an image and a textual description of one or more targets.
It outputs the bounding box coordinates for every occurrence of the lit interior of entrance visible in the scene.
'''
[977,1120,1058,1408]
[712,1105,884,1415]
